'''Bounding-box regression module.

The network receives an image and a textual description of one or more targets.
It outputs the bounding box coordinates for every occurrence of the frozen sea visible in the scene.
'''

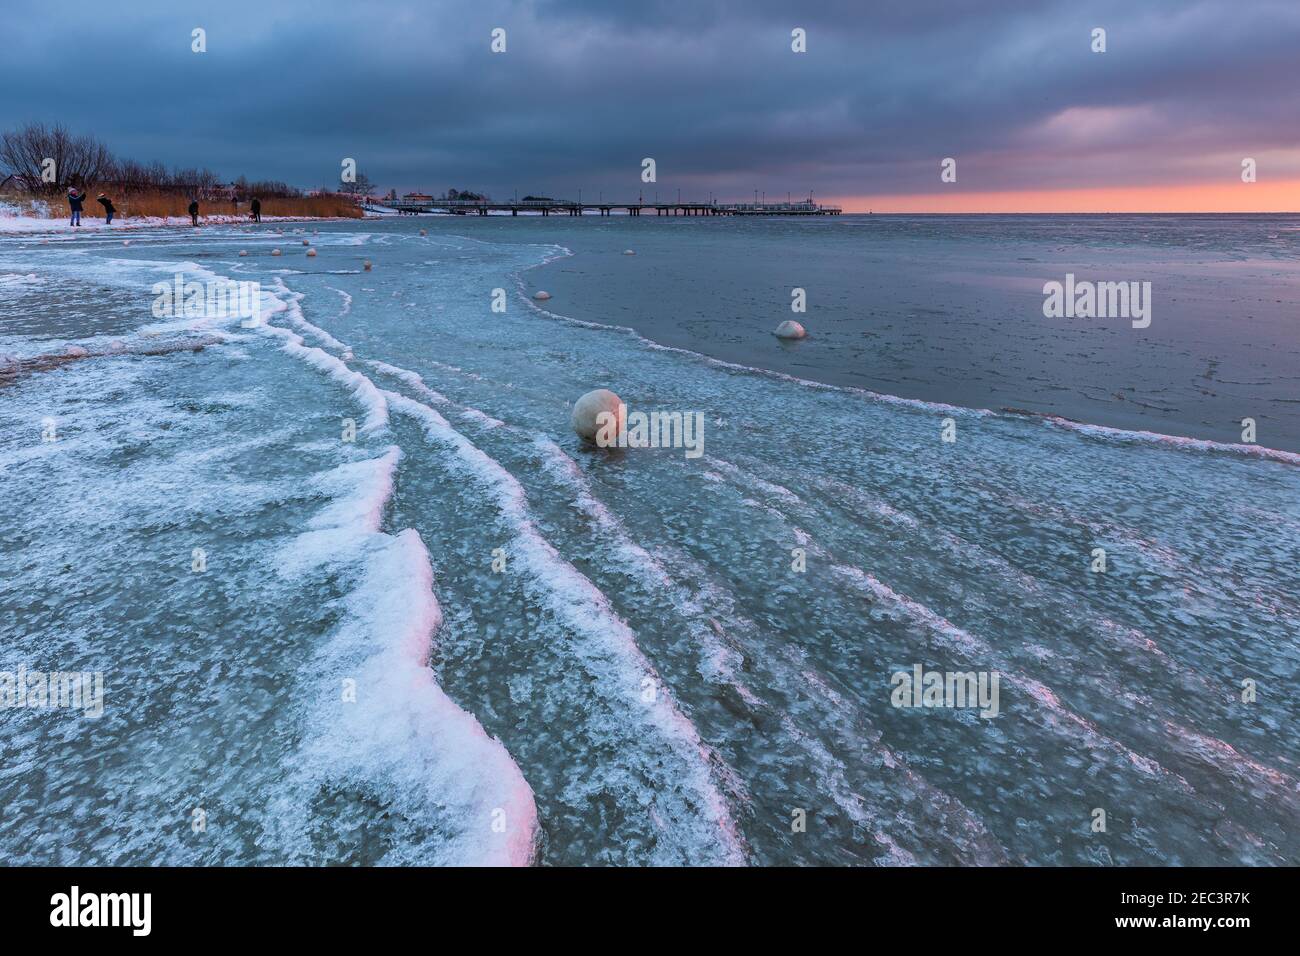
[0,215,1297,866]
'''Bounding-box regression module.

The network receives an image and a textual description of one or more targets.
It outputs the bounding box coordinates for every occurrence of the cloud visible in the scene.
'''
[2,0,1297,202]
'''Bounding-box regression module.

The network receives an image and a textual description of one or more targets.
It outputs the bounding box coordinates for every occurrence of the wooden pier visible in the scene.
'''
[385,197,842,217]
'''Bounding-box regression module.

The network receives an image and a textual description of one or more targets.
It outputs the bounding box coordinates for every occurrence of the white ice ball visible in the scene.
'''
[271,249,282,256]
[363,260,373,271]
[571,389,625,443]
[65,345,89,358]
[533,290,551,301]
[307,248,317,257]
[623,249,635,255]
[239,250,248,256]
[774,320,807,339]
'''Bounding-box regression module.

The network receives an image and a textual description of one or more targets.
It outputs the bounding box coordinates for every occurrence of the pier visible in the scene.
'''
[385,197,842,217]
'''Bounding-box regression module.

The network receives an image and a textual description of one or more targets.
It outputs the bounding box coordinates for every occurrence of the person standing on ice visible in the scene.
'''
[188,198,200,227]
[250,197,261,223]
[67,187,85,226]
[97,193,115,225]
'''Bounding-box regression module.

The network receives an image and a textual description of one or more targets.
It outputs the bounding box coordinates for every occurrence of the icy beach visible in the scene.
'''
[1,217,1297,866]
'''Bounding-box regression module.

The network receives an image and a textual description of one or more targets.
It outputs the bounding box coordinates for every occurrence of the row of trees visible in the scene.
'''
[0,123,304,199]
[2,123,495,206]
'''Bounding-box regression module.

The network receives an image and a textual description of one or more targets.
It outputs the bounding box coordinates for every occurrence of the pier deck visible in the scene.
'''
[383,198,842,217]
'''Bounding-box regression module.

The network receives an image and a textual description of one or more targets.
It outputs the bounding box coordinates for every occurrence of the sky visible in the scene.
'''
[3,0,1299,212]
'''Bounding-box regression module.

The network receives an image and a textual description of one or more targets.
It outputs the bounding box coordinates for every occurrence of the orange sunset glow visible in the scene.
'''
[830,181,1300,215]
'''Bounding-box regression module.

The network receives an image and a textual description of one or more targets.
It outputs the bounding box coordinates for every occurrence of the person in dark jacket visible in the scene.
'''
[250,197,261,223]
[67,187,85,226]
[97,194,115,225]
[188,199,200,227]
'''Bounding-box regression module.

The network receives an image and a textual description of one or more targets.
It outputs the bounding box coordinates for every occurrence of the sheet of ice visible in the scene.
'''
[2,216,1296,867]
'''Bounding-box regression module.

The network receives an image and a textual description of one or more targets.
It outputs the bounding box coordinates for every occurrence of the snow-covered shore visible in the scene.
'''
[0,213,357,235]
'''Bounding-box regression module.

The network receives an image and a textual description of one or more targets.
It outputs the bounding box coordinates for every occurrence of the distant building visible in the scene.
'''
[403,192,434,202]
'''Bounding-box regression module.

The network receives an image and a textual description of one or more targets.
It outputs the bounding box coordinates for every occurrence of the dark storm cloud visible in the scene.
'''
[2,0,1297,199]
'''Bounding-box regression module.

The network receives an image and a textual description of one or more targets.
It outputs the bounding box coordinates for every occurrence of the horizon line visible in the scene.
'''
[822,210,1300,216]
[825,179,1300,215]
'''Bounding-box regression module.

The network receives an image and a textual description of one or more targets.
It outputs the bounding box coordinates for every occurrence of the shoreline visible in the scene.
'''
[0,213,360,235]
[520,262,1300,467]
[519,216,1300,455]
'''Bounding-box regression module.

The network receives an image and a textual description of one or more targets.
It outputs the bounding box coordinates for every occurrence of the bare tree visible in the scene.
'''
[1,122,304,200]
[0,123,114,196]
[247,179,300,198]
[339,172,374,198]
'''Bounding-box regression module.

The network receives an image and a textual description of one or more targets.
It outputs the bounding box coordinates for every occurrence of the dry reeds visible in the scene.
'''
[0,188,361,221]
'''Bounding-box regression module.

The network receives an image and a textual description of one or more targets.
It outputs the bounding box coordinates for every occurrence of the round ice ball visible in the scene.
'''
[533,291,551,301]
[271,248,282,256]
[774,320,807,339]
[420,229,427,236]
[65,345,89,358]
[123,240,130,246]
[571,389,625,443]
[307,248,317,257]
[363,260,373,271]
[239,250,248,256]
[302,239,310,246]
[623,249,635,255]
